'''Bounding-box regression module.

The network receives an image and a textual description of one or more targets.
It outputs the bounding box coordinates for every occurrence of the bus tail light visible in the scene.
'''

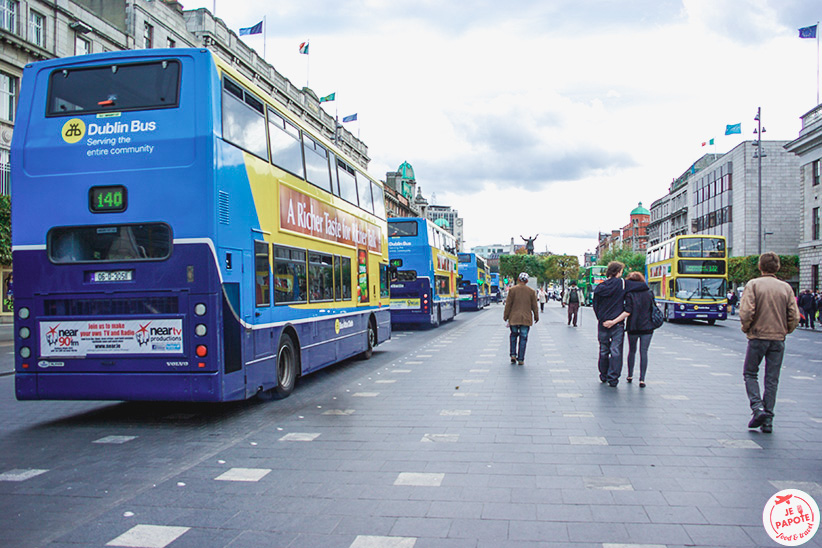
[198,362,206,368]
[196,345,208,357]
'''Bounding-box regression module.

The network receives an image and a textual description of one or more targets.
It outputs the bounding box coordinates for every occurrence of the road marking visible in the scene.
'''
[391,369,412,373]
[106,525,190,548]
[584,477,633,491]
[93,436,137,444]
[570,436,608,446]
[352,392,379,397]
[323,409,355,415]
[557,393,583,398]
[709,373,732,377]
[375,380,397,384]
[564,412,594,418]
[461,379,484,383]
[661,395,689,400]
[790,376,815,380]
[718,439,761,449]
[469,369,489,373]
[394,472,444,486]
[421,434,459,443]
[0,469,48,481]
[215,468,271,482]
[278,433,321,441]
[549,369,570,373]
[440,409,471,416]
[350,535,417,548]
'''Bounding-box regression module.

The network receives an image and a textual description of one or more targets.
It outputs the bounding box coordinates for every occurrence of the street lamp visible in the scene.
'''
[753,107,767,255]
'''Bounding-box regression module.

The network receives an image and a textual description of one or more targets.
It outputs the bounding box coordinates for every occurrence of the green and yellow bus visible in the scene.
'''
[646,235,728,325]
[578,265,606,306]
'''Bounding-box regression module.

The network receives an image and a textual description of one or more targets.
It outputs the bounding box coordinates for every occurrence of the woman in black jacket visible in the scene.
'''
[624,271,655,387]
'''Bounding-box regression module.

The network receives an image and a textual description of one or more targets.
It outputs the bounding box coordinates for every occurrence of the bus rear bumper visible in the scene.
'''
[16,371,224,402]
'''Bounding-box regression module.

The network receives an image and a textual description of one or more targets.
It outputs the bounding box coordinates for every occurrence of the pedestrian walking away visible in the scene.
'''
[728,289,739,315]
[607,271,656,388]
[739,252,800,434]
[798,288,817,330]
[563,281,582,327]
[593,261,649,387]
[503,272,539,365]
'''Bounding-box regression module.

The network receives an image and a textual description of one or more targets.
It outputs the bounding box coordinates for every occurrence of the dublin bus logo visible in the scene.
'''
[61,119,85,143]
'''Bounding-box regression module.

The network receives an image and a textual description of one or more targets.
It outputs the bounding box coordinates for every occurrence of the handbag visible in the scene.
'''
[650,294,664,329]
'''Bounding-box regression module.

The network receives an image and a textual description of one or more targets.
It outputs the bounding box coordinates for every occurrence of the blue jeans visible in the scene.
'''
[509,325,530,362]
[597,323,624,385]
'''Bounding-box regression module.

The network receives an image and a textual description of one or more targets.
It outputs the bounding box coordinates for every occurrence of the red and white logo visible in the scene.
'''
[763,489,819,546]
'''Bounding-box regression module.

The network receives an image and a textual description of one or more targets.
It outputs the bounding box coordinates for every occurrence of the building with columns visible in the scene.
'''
[785,103,822,291]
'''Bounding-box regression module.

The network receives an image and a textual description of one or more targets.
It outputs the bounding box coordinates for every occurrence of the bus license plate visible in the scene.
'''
[92,270,133,282]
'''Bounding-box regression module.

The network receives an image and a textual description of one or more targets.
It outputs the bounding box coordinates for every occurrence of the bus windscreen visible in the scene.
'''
[388,221,417,237]
[47,60,180,116]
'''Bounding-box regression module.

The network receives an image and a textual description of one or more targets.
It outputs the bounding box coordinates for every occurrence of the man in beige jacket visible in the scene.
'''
[739,252,800,433]
[503,272,539,365]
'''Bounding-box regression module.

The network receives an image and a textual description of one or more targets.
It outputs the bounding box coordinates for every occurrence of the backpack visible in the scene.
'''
[569,287,579,303]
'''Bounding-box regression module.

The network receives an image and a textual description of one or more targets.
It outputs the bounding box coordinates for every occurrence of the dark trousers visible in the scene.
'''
[627,333,653,381]
[509,325,530,362]
[597,323,624,385]
[803,307,815,329]
[743,338,785,420]
[567,302,580,326]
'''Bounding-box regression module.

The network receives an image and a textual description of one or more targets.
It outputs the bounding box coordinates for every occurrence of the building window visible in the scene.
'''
[75,35,90,55]
[143,22,153,48]
[813,264,820,292]
[167,37,176,48]
[814,160,821,187]
[814,207,821,241]
[0,72,16,122]
[0,0,17,33]
[0,147,9,196]
[29,10,43,46]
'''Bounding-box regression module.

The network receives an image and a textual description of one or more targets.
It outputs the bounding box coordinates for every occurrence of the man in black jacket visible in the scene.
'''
[593,261,648,387]
[798,289,817,330]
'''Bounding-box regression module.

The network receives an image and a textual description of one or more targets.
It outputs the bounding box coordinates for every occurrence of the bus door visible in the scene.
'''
[219,246,246,399]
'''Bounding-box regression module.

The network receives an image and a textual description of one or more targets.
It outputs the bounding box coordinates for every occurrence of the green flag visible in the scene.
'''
[319,93,335,103]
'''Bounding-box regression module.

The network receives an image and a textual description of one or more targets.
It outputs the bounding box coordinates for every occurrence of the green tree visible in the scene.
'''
[597,245,645,275]
[0,195,10,265]
[499,254,541,284]
[729,254,799,287]
[543,254,580,293]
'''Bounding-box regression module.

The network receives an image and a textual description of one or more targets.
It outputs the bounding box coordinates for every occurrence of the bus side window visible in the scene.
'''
[668,280,674,297]
[341,256,352,301]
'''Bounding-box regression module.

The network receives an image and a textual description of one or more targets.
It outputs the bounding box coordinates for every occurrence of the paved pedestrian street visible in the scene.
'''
[1,302,821,547]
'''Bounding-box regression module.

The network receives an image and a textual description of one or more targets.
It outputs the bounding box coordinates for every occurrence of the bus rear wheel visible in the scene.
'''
[433,306,441,328]
[360,318,377,360]
[272,334,298,399]
[707,319,716,326]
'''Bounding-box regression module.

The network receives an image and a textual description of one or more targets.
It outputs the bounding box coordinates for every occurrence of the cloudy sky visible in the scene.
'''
[183,0,819,258]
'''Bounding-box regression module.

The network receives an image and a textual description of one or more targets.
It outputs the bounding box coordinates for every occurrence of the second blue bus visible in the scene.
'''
[457,253,491,310]
[388,218,458,327]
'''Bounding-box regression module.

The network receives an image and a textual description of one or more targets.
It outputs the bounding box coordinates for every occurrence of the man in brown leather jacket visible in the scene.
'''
[503,272,539,365]
[739,252,800,433]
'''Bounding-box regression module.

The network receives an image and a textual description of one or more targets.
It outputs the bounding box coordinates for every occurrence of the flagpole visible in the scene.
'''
[817,21,820,105]
[263,16,267,60]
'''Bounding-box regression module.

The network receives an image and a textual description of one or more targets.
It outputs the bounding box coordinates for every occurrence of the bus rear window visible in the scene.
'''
[48,223,172,263]
[388,221,417,237]
[47,60,180,116]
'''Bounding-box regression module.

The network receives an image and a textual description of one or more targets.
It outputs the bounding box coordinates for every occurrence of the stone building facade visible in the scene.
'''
[690,141,799,257]
[621,202,650,253]
[785,103,822,291]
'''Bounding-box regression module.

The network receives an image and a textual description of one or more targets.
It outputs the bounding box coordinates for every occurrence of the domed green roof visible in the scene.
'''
[398,161,415,180]
[631,202,650,216]
[434,218,450,229]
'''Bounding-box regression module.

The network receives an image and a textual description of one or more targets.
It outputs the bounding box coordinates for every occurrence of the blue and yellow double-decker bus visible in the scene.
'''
[387,218,458,327]
[11,49,390,402]
[646,235,728,325]
[457,253,490,310]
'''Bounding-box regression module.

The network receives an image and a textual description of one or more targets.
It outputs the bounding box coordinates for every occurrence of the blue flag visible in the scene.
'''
[342,113,358,123]
[239,21,263,36]
[725,123,741,135]
[799,25,817,39]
